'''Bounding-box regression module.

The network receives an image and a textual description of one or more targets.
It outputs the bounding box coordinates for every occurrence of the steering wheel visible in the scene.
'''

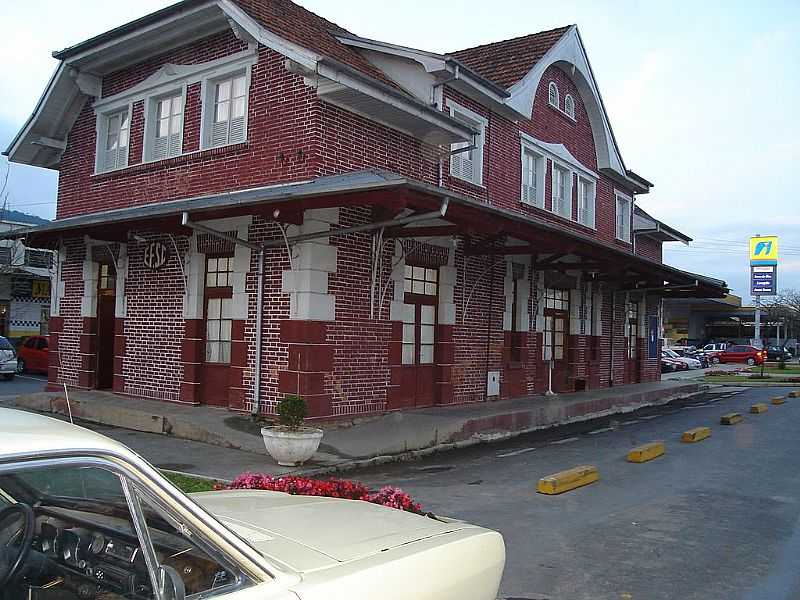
[0,503,35,587]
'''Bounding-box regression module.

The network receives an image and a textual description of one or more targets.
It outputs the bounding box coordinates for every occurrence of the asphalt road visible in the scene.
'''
[354,386,800,600]
[0,372,47,396]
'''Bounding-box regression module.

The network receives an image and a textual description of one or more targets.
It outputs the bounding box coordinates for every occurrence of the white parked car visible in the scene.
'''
[662,348,702,369]
[0,409,505,600]
[0,335,18,380]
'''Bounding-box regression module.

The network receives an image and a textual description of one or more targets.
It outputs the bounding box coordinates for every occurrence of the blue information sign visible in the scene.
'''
[750,265,777,296]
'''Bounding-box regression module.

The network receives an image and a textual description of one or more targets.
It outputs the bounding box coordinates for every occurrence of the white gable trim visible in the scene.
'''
[94,47,257,112]
[519,131,597,180]
[506,26,626,177]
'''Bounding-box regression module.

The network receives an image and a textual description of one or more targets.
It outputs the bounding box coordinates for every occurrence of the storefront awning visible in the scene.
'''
[3,169,727,298]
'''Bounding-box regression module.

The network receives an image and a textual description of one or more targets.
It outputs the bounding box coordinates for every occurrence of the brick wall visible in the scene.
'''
[635,236,663,262]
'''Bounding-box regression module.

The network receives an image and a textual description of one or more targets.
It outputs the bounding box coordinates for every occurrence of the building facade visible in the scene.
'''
[0,218,53,339]
[4,0,726,417]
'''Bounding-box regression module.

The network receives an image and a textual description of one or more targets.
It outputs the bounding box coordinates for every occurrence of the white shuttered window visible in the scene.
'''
[102,110,130,172]
[578,177,596,228]
[521,148,545,207]
[616,192,632,242]
[448,100,487,186]
[150,94,183,161]
[209,74,247,148]
[551,163,571,219]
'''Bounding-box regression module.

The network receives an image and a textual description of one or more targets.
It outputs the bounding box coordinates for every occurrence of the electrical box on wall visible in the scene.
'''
[487,371,500,398]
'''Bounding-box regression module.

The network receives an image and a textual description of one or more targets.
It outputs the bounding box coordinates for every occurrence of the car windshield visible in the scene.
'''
[664,349,679,358]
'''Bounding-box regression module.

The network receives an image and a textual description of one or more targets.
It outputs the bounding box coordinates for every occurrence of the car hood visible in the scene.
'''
[191,490,468,573]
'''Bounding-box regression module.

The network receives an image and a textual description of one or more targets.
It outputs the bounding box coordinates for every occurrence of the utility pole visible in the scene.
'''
[754,295,761,347]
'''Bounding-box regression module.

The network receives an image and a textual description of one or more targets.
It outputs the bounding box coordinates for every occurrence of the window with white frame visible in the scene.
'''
[204,72,248,148]
[99,109,130,172]
[551,163,571,219]
[548,82,559,108]
[448,100,486,186]
[146,92,184,161]
[521,146,545,207]
[616,191,633,242]
[577,176,596,228]
[564,94,576,119]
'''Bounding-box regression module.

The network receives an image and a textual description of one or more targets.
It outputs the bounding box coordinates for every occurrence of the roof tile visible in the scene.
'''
[449,25,572,89]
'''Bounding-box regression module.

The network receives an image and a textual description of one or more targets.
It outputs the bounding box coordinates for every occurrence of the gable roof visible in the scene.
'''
[229,0,397,87]
[449,25,572,89]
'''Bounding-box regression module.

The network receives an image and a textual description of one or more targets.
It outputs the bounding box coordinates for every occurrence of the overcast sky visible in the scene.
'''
[1,0,798,301]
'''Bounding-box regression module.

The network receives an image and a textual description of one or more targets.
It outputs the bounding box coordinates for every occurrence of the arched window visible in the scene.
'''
[564,94,575,119]
[548,82,559,108]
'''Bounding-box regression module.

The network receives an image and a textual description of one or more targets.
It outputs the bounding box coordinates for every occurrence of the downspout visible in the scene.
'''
[485,253,495,401]
[609,289,618,386]
[252,248,265,416]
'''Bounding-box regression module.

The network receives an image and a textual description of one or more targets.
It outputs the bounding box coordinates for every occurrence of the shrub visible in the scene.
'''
[224,473,424,514]
[277,394,307,429]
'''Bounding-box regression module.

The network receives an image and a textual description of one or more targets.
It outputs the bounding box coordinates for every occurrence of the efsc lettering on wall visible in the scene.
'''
[749,235,778,296]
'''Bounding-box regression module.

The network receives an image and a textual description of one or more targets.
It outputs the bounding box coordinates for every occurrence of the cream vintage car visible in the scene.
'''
[0,408,505,600]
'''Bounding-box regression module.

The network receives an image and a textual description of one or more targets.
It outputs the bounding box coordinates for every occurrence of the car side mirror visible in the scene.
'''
[159,565,186,600]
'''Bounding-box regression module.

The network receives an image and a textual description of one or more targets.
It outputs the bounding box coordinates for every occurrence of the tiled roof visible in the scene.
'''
[449,25,572,89]
[231,0,398,88]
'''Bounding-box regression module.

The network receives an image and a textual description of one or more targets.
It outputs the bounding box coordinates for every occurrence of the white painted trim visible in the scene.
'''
[94,103,133,175]
[93,47,257,112]
[141,85,187,163]
[550,159,574,221]
[199,64,253,150]
[564,94,576,119]
[615,190,633,243]
[507,26,627,176]
[519,131,597,180]
[520,143,545,208]
[576,175,596,230]
[446,98,487,186]
[548,81,559,108]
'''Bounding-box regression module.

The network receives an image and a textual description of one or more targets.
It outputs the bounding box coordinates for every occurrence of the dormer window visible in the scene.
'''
[97,108,130,173]
[203,73,248,149]
[564,94,575,119]
[548,82,559,108]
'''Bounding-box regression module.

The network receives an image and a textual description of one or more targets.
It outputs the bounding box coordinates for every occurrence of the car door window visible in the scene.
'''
[0,461,248,600]
[36,338,48,351]
[23,338,36,349]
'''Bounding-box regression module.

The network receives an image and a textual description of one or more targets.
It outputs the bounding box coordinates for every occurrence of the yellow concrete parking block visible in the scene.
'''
[772,396,786,405]
[788,391,800,398]
[627,441,666,463]
[681,427,711,443]
[750,403,769,414]
[720,413,743,425]
[537,465,599,495]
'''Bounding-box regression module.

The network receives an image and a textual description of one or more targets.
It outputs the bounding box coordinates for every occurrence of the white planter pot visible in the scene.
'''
[261,426,324,466]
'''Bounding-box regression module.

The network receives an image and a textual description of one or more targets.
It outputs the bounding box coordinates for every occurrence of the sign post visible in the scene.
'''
[750,235,779,348]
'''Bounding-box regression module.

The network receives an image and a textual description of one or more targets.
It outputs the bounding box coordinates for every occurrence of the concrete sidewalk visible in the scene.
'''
[9,379,703,479]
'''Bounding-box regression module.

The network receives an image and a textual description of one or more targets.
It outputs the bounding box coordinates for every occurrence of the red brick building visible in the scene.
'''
[4,0,726,417]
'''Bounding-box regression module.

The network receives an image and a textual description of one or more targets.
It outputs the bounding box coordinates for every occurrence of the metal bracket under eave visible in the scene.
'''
[180,212,261,251]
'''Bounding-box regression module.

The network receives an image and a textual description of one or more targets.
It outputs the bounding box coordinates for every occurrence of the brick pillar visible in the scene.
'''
[77,317,97,389]
[112,318,126,393]
[47,316,64,390]
[228,320,247,410]
[278,320,333,418]
[180,319,203,404]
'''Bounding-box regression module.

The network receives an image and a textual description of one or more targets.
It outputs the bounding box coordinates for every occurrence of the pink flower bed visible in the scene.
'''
[223,473,424,514]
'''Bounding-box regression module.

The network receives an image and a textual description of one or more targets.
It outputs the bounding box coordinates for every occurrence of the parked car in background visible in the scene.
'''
[661,358,676,373]
[668,346,710,368]
[700,342,729,363]
[661,353,688,372]
[718,345,765,366]
[0,408,506,600]
[765,346,792,362]
[0,336,17,380]
[663,348,702,370]
[16,335,49,374]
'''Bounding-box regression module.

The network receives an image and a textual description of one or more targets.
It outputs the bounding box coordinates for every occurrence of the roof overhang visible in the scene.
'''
[6,0,475,169]
[5,169,727,298]
[633,206,691,244]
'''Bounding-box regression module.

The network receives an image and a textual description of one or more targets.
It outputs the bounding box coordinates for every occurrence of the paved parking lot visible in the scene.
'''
[0,373,47,397]
[355,386,800,600]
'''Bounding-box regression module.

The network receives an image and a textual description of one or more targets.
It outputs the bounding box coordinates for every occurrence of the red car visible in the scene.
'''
[17,335,49,374]
[718,344,765,366]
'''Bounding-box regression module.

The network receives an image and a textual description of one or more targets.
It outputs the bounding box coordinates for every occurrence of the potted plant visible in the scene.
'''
[261,395,323,466]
